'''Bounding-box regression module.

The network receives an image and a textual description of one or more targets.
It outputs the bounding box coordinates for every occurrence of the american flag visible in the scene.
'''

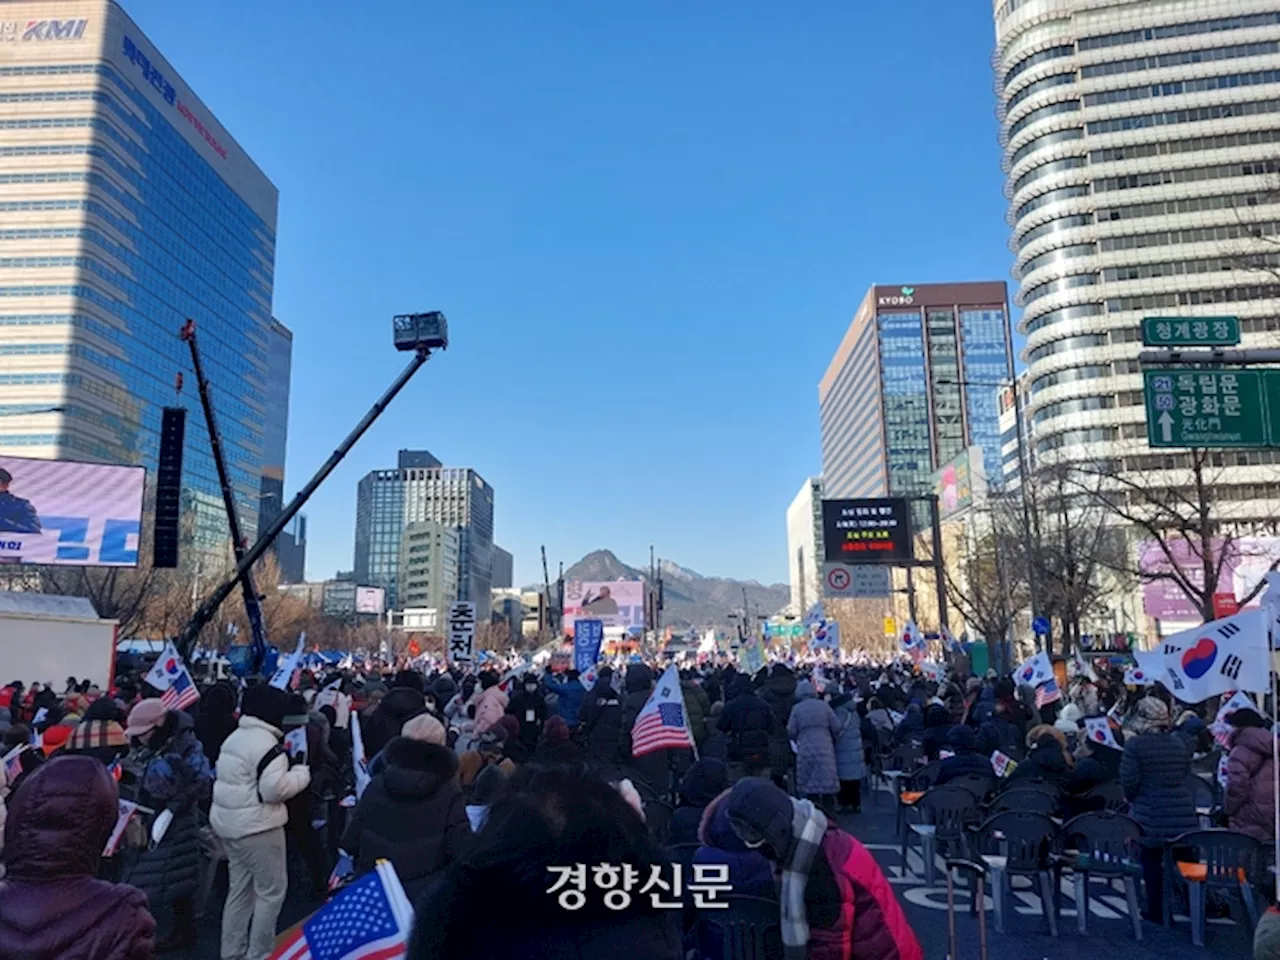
[1035,677,1062,709]
[145,642,200,711]
[161,666,199,711]
[630,664,694,757]
[270,861,414,960]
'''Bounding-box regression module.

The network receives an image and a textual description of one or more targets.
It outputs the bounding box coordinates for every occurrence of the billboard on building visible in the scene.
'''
[1139,537,1280,620]
[562,580,646,637]
[355,585,385,615]
[0,455,145,566]
[933,446,988,520]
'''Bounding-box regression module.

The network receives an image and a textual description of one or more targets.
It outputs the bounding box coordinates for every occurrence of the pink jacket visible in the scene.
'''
[1226,726,1276,842]
[811,826,923,960]
[473,686,509,735]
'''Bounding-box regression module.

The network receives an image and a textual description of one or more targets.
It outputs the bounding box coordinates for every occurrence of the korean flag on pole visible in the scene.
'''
[1124,649,1163,687]
[1161,607,1271,703]
[1013,651,1054,689]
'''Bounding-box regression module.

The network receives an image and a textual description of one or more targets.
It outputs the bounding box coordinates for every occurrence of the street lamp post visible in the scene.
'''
[937,376,1039,669]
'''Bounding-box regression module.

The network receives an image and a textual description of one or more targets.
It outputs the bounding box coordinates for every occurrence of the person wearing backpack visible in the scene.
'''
[211,683,311,960]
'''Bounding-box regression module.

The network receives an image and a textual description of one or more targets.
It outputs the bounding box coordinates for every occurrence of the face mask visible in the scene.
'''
[525,685,537,693]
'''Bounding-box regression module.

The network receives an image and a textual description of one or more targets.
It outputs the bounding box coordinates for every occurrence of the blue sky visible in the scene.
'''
[127,1,1013,587]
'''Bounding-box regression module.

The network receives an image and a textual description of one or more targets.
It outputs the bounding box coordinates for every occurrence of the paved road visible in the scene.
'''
[173,788,1256,960]
[836,785,1254,960]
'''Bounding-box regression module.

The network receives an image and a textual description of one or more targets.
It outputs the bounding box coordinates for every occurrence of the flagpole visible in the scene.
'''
[1272,652,1279,902]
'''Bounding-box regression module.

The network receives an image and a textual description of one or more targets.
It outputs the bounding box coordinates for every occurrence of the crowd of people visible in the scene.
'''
[0,649,1275,958]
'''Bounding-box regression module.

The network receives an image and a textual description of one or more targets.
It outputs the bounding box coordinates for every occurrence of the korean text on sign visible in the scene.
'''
[447,601,476,665]
[546,863,731,910]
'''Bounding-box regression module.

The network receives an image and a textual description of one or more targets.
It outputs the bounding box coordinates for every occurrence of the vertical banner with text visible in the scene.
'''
[573,619,605,673]
[447,601,477,666]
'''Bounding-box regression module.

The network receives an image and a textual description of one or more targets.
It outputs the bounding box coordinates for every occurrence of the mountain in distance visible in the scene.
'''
[556,549,790,632]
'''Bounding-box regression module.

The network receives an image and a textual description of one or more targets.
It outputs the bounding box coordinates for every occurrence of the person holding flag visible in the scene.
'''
[116,696,213,951]
[211,684,312,960]
[627,664,696,796]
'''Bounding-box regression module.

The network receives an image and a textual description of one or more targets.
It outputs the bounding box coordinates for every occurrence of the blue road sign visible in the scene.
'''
[1032,616,1051,637]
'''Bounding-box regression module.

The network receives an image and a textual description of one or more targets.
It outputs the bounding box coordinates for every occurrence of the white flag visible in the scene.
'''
[1071,651,1097,682]
[145,641,183,692]
[1083,716,1119,750]
[1124,649,1163,687]
[1013,651,1054,688]
[350,710,371,798]
[1161,608,1271,702]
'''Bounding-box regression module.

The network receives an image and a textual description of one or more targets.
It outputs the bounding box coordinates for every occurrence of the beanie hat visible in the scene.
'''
[284,694,310,729]
[401,713,446,746]
[496,715,521,742]
[241,684,289,733]
[472,763,505,805]
[542,715,570,744]
[392,670,425,694]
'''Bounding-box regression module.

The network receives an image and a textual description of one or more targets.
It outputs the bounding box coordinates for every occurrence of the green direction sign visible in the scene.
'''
[1141,316,1240,347]
[1143,369,1268,448]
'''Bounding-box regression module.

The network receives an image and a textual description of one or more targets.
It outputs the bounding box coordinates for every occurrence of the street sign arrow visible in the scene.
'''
[1158,410,1174,443]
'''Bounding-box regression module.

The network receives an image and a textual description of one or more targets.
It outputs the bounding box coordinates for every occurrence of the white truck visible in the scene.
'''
[0,591,118,691]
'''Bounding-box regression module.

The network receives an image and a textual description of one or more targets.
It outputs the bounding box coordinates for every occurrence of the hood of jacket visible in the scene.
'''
[794,680,817,701]
[679,758,729,807]
[724,777,795,861]
[200,681,237,716]
[699,788,755,852]
[728,676,755,700]
[625,663,654,694]
[925,703,951,728]
[379,736,459,801]
[766,666,796,700]
[377,687,428,723]
[4,755,115,878]
[1231,725,1275,764]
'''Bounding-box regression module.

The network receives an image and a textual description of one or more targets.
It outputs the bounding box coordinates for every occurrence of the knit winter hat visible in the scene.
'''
[401,712,446,746]
[241,684,290,733]
[1130,696,1171,735]
[1255,905,1280,959]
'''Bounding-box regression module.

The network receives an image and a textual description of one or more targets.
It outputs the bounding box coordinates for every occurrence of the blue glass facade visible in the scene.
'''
[960,309,1013,485]
[821,284,1013,509]
[877,311,932,497]
[0,7,282,561]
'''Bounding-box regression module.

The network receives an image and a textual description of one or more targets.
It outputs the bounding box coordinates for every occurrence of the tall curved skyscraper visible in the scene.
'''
[996,1,1280,498]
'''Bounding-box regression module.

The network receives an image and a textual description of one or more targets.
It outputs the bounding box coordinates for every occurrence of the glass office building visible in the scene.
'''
[820,283,1014,502]
[995,0,1280,522]
[0,1,283,560]
[354,448,495,610]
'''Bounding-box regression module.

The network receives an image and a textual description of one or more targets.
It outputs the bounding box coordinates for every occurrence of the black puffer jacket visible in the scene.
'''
[362,687,428,758]
[340,736,472,903]
[618,665,655,761]
[1119,732,1198,840]
[116,711,212,908]
[716,678,774,763]
[579,672,623,764]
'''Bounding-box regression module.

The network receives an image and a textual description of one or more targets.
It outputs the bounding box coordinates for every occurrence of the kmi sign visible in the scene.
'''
[0,19,88,42]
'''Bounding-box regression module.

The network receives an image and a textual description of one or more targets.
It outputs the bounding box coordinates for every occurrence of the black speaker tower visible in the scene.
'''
[153,406,185,568]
